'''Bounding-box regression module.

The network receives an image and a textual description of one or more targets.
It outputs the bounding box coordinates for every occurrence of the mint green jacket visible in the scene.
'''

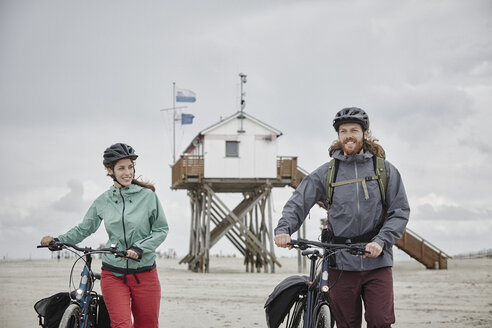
[58,184,169,271]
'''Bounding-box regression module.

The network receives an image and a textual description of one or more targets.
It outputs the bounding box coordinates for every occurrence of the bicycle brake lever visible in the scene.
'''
[348,246,369,256]
[298,244,308,250]
[289,243,308,250]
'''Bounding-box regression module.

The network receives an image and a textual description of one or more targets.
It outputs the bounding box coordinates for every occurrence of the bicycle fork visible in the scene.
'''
[304,250,331,328]
[75,255,94,328]
[303,249,320,328]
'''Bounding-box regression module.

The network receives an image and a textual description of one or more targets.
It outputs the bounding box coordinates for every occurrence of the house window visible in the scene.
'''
[225,141,239,157]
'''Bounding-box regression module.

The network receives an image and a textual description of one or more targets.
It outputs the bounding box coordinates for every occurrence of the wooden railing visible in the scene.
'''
[277,156,297,178]
[395,228,450,269]
[172,154,204,188]
[172,155,302,188]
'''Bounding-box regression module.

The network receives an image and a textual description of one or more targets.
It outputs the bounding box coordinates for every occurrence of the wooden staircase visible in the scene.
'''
[291,167,450,270]
[396,228,449,269]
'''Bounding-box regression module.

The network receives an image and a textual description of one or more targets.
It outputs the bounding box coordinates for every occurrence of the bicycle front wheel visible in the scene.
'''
[285,297,305,328]
[58,303,82,328]
[315,304,333,328]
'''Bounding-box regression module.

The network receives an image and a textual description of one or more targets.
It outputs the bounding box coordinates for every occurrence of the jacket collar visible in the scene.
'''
[110,183,143,194]
[332,149,374,162]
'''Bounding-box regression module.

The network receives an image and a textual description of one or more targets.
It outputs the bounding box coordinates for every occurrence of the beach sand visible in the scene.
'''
[1,256,491,327]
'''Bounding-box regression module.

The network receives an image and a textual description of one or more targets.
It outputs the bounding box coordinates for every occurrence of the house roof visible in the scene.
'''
[183,111,283,154]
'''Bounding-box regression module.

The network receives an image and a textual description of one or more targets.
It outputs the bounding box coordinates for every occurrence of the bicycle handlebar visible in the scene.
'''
[288,238,370,256]
[37,241,139,261]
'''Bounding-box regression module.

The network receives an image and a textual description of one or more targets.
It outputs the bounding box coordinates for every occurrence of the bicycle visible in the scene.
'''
[36,241,135,328]
[265,238,369,328]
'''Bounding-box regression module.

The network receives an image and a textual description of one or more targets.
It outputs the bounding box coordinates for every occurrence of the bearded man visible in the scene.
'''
[274,107,410,328]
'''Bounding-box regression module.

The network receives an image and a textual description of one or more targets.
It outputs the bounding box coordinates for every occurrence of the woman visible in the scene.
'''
[41,143,169,328]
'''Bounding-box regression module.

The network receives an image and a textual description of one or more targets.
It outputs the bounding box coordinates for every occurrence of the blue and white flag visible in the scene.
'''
[176,88,197,103]
[181,113,195,125]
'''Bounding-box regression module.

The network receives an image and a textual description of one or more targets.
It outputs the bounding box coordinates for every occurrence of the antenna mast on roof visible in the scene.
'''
[238,73,247,133]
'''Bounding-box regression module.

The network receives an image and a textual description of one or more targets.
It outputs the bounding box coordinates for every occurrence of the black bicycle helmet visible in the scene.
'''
[103,143,138,167]
[333,107,370,132]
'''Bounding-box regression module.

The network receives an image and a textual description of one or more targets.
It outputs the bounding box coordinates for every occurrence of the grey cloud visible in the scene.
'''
[412,203,489,222]
[459,136,492,155]
[368,84,474,146]
[52,180,88,213]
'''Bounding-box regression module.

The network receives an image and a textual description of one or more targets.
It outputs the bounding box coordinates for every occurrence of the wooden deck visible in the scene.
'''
[171,155,304,192]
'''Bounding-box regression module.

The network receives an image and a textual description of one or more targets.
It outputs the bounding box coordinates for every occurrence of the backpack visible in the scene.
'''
[34,292,71,328]
[323,155,388,245]
[325,155,387,211]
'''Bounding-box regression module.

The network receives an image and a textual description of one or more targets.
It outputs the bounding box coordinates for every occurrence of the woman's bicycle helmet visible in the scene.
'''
[333,107,370,132]
[103,143,138,167]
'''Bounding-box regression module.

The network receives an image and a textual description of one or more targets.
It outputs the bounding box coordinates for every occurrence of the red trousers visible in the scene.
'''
[100,268,161,328]
[328,267,395,328]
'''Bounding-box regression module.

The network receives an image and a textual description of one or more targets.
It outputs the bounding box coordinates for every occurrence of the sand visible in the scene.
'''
[0,256,491,327]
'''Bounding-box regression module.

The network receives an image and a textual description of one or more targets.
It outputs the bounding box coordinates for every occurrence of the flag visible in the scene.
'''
[176,88,196,103]
[181,113,195,125]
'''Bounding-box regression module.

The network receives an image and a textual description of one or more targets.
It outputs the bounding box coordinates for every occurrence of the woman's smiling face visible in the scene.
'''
[107,158,134,187]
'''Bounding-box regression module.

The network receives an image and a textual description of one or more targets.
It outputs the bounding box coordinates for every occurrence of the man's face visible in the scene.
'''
[338,122,368,155]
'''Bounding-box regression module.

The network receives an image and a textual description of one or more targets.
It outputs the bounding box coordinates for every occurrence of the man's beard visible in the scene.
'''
[341,137,364,155]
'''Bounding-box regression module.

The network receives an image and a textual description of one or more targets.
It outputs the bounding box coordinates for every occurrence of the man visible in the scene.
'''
[274,107,410,328]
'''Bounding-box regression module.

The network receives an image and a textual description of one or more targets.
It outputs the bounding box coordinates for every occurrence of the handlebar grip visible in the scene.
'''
[37,242,63,251]
[301,249,319,256]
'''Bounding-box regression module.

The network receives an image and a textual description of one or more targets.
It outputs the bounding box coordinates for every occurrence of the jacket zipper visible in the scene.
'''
[353,157,364,270]
[140,236,152,243]
[119,189,130,274]
[354,157,361,230]
[119,189,129,249]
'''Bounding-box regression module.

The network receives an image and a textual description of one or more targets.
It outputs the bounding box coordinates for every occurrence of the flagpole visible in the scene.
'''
[173,82,176,163]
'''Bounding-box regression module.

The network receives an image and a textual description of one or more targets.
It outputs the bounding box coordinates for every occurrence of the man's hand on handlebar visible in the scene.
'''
[274,234,293,249]
[364,241,383,258]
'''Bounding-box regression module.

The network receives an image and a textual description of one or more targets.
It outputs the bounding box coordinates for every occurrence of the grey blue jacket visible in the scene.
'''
[275,149,410,271]
[58,184,169,273]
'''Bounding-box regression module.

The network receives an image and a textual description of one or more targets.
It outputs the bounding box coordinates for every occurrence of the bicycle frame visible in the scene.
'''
[302,249,330,328]
[74,253,96,328]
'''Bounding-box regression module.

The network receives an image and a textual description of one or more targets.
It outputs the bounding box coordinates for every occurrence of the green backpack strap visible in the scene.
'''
[325,159,337,209]
[374,156,388,211]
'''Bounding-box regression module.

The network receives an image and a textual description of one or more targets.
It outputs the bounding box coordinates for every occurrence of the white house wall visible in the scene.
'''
[203,116,278,178]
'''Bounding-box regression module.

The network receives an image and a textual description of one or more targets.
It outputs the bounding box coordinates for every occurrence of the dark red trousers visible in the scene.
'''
[100,268,161,328]
[328,267,395,328]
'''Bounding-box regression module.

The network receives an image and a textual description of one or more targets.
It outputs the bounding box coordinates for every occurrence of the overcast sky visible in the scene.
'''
[1,0,491,261]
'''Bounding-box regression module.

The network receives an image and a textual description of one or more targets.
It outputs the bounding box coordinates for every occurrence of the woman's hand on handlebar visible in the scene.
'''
[40,236,55,246]
[274,234,293,249]
[39,236,63,251]
[125,249,139,260]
